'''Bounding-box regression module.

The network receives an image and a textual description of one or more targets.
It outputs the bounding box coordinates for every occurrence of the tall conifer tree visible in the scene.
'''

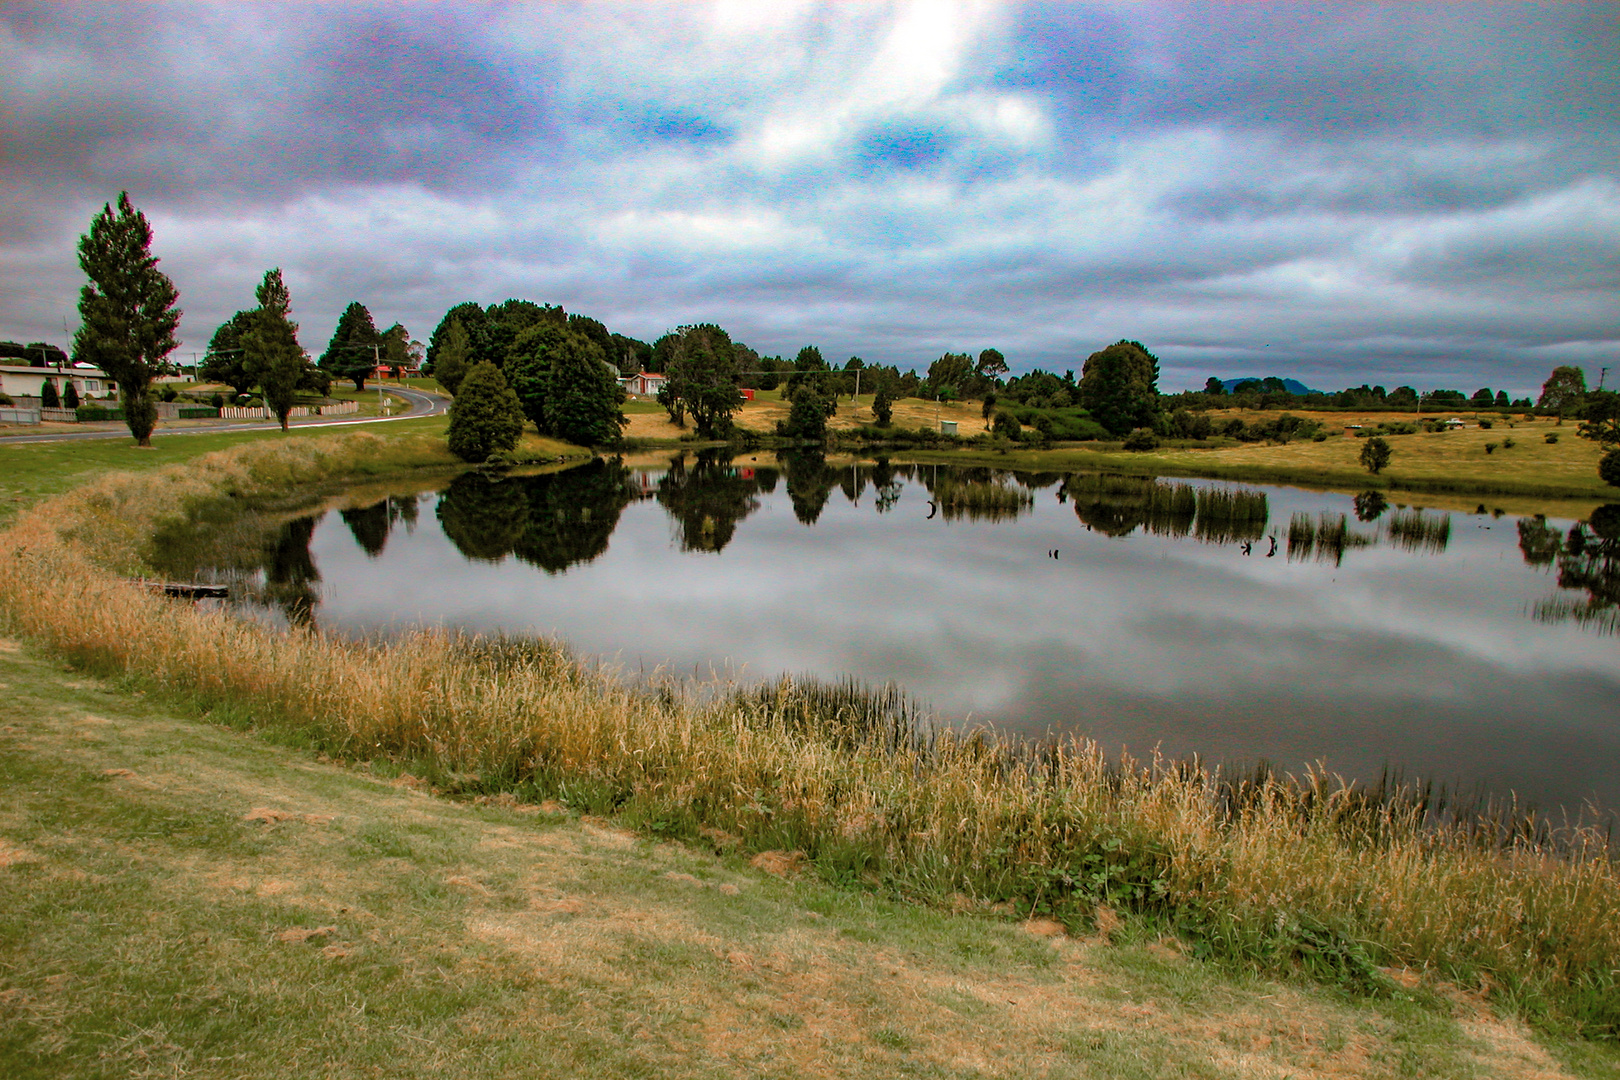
[73,192,182,446]
[319,302,380,391]
[244,268,306,431]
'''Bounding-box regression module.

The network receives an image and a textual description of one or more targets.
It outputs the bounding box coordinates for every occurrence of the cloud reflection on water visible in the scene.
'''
[226,457,1620,814]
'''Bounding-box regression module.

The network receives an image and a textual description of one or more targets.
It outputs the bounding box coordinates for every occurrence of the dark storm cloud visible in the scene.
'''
[0,2,550,208]
[0,1,1615,396]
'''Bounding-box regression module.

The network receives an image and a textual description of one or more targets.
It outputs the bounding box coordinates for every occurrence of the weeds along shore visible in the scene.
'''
[2,431,1618,1040]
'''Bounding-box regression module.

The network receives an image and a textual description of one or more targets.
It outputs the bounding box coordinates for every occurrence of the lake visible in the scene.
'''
[176,452,1620,817]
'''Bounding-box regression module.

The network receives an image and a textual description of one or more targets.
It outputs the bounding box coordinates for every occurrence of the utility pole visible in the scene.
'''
[1601,367,1610,391]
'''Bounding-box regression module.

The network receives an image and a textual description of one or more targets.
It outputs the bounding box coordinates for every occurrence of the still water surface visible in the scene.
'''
[200,455,1620,815]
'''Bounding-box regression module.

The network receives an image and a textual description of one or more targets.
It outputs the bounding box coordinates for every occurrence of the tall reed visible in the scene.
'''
[1385,508,1453,553]
[1287,512,1373,566]
[931,476,1034,522]
[1193,486,1269,544]
[2,432,1618,1038]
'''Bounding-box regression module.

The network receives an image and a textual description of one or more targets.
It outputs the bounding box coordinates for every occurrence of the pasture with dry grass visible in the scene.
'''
[907,408,1615,505]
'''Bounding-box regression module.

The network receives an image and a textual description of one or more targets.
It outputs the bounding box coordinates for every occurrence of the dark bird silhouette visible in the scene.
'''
[926,500,938,520]
[1266,535,1278,557]
[1241,541,1252,555]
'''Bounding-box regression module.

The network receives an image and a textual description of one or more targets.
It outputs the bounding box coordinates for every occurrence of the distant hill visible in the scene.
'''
[1221,377,1321,396]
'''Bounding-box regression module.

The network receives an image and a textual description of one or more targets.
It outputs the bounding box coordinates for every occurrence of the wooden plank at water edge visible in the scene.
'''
[133,580,230,599]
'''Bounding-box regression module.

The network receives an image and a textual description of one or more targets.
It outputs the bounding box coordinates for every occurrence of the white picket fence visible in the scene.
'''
[216,401,359,420]
[41,408,79,422]
[220,405,313,420]
[0,407,40,425]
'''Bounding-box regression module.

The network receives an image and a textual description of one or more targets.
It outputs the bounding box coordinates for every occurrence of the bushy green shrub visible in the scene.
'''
[1600,449,1620,488]
[785,391,830,441]
[992,410,1022,439]
[1122,428,1159,451]
[40,380,59,409]
[872,383,894,427]
[446,361,525,463]
[997,403,1108,440]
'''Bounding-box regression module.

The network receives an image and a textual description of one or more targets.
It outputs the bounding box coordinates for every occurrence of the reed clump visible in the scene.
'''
[1287,512,1374,566]
[1385,508,1453,553]
[2,432,1618,1039]
[932,476,1034,521]
[1193,486,1269,543]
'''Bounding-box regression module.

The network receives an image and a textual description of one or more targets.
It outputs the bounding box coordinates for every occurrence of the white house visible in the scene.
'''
[623,370,667,397]
[0,363,111,401]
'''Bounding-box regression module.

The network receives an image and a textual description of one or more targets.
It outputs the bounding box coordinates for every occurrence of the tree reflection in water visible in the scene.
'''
[783,450,837,525]
[215,459,1620,642]
[437,472,528,562]
[438,459,644,571]
[1525,505,1620,635]
[655,450,777,552]
[1062,474,1197,538]
[262,514,321,628]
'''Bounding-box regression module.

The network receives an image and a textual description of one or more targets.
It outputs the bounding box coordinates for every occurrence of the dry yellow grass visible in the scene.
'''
[1,429,1617,1040]
[620,393,984,440]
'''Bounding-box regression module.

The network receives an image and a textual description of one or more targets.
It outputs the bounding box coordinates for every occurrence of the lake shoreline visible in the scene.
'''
[2,429,1618,1043]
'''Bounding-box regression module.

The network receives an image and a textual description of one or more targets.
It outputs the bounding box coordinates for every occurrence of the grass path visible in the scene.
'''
[1,639,1615,1079]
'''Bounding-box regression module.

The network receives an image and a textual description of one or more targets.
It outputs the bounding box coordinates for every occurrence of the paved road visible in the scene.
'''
[0,385,449,446]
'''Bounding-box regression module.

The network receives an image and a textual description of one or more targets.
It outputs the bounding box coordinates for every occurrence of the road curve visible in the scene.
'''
[0,385,449,446]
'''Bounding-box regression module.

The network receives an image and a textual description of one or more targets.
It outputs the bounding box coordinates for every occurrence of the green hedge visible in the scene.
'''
[75,405,124,421]
[176,406,220,419]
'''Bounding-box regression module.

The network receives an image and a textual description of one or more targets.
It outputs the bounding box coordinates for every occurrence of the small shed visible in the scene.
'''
[939,419,958,435]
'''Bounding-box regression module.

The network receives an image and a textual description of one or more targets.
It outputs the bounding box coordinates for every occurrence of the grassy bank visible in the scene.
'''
[12,643,1613,1078]
[1,432,1618,1048]
[0,415,586,528]
[902,413,1613,504]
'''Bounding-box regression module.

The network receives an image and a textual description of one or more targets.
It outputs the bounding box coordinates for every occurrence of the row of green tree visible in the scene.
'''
[64,192,431,442]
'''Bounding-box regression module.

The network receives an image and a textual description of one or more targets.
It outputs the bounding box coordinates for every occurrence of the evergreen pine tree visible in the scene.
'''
[72,192,182,446]
[63,381,80,409]
[40,379,59,409]
[319,301,380,391]
[446,362,524,462]
[244,268,307,431]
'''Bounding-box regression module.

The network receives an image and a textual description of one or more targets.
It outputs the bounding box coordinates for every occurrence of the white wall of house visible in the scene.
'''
[0,365,110,400]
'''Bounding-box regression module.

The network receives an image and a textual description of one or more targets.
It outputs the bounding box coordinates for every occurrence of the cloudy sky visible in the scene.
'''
[2,1,1616,393]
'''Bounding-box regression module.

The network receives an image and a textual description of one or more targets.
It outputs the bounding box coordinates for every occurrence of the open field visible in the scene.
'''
[923,409,1610,507]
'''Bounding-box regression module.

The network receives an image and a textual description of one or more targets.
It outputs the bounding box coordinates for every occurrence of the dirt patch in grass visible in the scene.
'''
[0,839,40,867]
